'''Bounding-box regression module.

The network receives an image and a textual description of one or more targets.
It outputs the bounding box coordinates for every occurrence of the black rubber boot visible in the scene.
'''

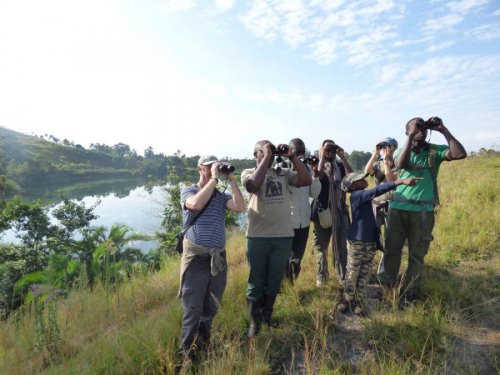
[261,294,278,328]
[197,321,211,350]
[247,298,262,338]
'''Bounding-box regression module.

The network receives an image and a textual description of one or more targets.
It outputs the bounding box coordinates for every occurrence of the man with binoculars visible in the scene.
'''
[364,137,398,280]
[311,139,353,287]
[283,138,321,283]
[177,155,244,363]
[384,117,467,307]
[241,140,312,337]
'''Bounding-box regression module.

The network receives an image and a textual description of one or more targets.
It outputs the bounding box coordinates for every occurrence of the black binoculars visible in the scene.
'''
[324,144,340,152]
[301,155,319,165]
[217,164,235,174]
[271,144,290,155]
[417,116,443,130]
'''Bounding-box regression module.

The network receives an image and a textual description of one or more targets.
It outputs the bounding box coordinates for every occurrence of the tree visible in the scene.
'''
[1,197,54,254]
[347,150,372,172]
[113,143,131,158]
[144,146,155,160]
[0,243,46,318]
[158,184,183,254]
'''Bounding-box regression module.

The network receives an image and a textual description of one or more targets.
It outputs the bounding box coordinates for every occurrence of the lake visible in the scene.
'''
[1,184,169,252]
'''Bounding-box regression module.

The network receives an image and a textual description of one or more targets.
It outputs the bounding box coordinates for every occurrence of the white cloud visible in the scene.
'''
[241,0,280,41]
[446,0,488,14]
[238,86,329,111]
[240,0,404,66]
[494,9,500,16]
[344,25,397,66]
[392,37,431,47]
[214,0,235,12]
[423,13,464,33]
[161,0,196,13]
[310,0,345,11]
[382,55,500,116]
[427,40,456,51]
[467,24,500,40]
[308,38,337,65]
[377,64,403,84]
[358,0,396,16]
[274,1,313,47]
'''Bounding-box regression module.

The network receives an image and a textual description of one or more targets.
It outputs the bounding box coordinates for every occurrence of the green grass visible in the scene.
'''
[1,155,499,374]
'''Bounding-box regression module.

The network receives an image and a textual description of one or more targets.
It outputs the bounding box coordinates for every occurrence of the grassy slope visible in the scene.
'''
[0,127,120,168]
[0,127,140,192]
[0,155,498,374]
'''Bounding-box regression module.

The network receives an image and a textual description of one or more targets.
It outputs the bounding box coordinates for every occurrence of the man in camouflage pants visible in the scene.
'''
[339,172,421,315]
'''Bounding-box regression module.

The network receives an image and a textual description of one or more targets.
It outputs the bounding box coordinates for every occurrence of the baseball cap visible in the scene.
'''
[341,172,368,192]
[378,137,398,148]
[197,155,218,166]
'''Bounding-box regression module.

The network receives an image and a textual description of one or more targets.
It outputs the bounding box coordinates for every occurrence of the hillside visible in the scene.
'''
[0,126,258,199]
[0,154,498,374]
[0,126,163,196]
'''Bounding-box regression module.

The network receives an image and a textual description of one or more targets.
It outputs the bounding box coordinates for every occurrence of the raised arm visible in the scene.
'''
[278,144,312,187]
[431,118,467,160]
[245,143,273,194]
[336,147,353,174]
[382,149,398,182]
[226,173,245,212]
[395,122,417,169]
[364,147,379,175]
[185,164,220,211]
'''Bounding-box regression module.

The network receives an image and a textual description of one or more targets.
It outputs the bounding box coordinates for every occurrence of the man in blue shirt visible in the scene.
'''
[338,172,421,315]
[178,155,245,360]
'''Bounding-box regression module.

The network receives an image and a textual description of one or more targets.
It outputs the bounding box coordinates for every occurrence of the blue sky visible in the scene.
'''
[0,0,499,159]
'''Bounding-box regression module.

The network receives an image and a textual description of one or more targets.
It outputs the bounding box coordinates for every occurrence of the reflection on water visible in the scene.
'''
[1,182,169,252]
[2,178,248,252]
[20,178,151,205]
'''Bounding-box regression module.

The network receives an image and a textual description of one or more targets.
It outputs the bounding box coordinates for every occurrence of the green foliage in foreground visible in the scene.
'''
[0,154,499,374]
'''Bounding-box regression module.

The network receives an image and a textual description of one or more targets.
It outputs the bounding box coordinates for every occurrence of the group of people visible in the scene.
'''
[175,117,467,362]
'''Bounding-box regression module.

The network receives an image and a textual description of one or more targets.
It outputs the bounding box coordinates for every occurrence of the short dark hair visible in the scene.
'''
[405,118,425,135]
[289,138,305,154]
[321,139,335,147]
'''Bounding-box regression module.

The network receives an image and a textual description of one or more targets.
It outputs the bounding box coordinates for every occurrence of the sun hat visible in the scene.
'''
[197,155,218,166]
[341,172,368,192]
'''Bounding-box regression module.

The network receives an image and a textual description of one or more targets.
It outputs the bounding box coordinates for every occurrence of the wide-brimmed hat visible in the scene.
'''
[341,172,368,192]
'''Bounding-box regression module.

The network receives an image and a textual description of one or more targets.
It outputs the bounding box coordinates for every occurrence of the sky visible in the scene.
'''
[0,0,499,159]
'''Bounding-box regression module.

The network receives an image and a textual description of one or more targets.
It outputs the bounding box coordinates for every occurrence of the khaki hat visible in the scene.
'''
[341,172,368,192]
[197,155,218,166]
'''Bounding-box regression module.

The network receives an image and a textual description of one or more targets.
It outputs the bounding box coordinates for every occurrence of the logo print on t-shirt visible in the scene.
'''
[265,179,283,197]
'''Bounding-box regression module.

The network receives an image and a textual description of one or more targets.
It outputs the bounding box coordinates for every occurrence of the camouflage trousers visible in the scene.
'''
[344,240,377,306]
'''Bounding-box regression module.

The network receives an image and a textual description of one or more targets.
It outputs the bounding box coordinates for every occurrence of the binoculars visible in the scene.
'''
[417,116,443,130]
[217,164,235,174]
[270,144,290,155]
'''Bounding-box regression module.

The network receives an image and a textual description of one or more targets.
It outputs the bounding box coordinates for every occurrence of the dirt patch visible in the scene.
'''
[282,284,383,374]
[453,327,499,374]
[282,282,499,374]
